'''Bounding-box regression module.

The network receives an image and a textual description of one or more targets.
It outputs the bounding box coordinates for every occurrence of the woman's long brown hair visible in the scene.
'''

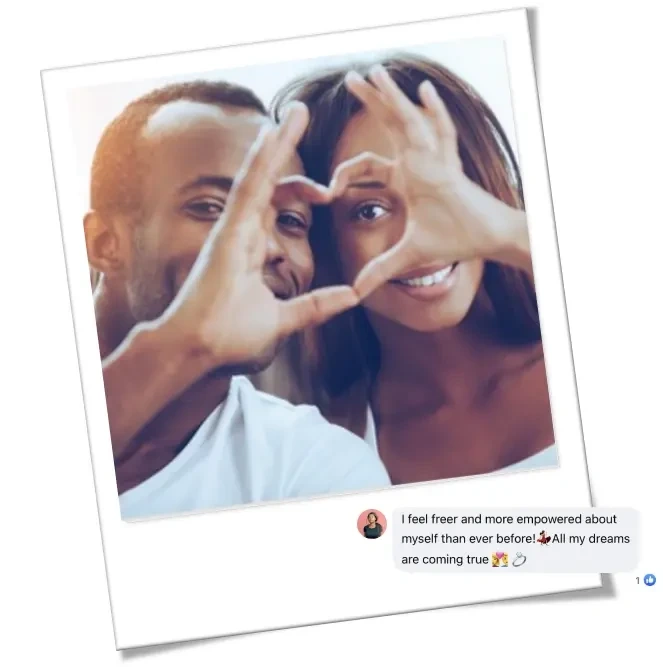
[272,53,540,435]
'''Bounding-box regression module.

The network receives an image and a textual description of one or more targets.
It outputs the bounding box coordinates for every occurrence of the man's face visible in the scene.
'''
[121,100,315,328]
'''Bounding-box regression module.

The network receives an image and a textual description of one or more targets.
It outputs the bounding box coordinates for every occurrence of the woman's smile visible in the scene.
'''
[389,262,460,300]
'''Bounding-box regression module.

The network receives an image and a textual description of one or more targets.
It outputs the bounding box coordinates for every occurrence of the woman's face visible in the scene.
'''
[329,110,484,332]
[368,513,377,524]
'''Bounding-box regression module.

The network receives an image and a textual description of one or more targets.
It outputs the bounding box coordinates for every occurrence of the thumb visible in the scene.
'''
[277,285,359,338]
[352,240,412,299]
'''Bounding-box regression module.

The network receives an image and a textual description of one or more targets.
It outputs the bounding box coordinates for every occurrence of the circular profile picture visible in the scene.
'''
[357,509,387,539]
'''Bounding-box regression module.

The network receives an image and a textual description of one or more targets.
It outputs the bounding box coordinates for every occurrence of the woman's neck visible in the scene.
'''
[369,295,527,409]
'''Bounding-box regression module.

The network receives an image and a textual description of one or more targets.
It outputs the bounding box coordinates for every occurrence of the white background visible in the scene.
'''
[0,0,660,664]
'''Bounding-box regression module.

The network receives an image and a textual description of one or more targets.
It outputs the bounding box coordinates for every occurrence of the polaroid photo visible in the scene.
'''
[42,8,599,650]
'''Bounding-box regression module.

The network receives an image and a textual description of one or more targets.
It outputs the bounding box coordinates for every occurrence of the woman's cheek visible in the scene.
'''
[336,232,371,283]
[337,225,396,282]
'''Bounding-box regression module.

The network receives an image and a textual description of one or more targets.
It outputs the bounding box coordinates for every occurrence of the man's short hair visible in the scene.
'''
[90,80,267,221]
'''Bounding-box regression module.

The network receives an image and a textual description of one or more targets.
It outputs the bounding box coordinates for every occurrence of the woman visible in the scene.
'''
[272,54,557,484]
[364,512,383,539]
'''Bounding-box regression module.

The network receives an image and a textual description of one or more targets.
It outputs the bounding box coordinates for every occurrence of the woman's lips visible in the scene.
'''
[389,262,460,300]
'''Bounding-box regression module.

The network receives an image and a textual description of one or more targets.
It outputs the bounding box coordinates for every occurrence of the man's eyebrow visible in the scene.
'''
[178,175,234,194]
[346,180,387,190]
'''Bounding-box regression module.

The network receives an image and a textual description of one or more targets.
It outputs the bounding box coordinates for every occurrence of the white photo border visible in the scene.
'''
[42,8,599,650]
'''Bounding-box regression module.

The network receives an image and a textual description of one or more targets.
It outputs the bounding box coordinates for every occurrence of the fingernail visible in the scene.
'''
[421,80,438,98]
[369,64,387,78]
[281,100,303,120]
[345,70,363,84]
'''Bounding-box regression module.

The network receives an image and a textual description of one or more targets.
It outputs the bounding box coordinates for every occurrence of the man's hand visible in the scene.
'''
[104,103,359,465]
[160,102,359,369]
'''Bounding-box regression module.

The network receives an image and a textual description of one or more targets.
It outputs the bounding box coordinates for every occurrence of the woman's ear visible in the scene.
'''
[84,210,123,276]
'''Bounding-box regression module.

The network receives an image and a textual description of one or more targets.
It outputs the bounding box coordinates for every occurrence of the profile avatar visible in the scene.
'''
[363,512,384,539]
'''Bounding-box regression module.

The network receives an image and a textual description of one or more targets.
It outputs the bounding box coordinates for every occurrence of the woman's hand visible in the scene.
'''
[331,65,532,298]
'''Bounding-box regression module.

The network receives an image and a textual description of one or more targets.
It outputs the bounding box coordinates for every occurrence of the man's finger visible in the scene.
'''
[277,285,359,338]
[224,123,280,226]
[225,104,309,223]
[267,102,310,181]
[274,175,333,206]
[328,151,395,197]
[352,241,411,300]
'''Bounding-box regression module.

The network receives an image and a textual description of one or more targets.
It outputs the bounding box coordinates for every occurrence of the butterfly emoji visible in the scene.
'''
[537,530,551,545]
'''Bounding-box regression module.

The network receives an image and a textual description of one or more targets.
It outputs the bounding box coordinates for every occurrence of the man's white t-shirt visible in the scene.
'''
[119,377,391,520]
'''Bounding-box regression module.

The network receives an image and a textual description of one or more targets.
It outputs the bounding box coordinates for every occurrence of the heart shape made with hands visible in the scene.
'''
[303,63,521,301]
[279,147,469,303]
[270,62,523,308]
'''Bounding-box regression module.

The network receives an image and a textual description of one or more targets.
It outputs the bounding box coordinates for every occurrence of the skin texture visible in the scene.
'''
[87,100,357,493]
[324,66,554,483]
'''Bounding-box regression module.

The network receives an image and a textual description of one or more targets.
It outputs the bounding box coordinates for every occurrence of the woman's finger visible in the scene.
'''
[277,285,359,338]
[368,65,435,149]
[352,240,414,300]
[328,151,396,197]
[418,80,458,141]
[344,71,401,133]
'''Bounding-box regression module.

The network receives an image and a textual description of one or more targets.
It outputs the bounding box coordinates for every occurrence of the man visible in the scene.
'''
[85,80,390,519]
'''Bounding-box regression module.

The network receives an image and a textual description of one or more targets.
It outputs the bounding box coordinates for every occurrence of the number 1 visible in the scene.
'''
[636,577,640,584]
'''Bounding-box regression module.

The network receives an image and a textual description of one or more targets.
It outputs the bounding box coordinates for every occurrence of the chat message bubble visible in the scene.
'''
[393,508,638,573]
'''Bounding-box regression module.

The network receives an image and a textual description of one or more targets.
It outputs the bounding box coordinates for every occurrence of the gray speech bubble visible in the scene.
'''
[393,508,639,573]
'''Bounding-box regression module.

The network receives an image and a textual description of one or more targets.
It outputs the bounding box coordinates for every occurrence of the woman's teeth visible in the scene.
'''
[395,265,455,287]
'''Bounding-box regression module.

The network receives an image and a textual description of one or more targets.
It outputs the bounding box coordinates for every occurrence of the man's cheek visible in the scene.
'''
[169,255,198,296]
[292,243,315,292]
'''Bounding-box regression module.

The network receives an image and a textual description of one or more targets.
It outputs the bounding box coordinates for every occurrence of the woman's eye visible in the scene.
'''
[277,212,309,233]
[186,200,224,220]
[352,203,389,223]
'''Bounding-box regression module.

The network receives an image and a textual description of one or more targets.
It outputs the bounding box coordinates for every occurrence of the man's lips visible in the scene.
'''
[263,275,295,300]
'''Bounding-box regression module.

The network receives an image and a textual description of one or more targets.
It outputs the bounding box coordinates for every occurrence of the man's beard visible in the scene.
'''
[127,270,172,323]
[127,234,286,379]
[126,234,174,324]
[208,339,282,379]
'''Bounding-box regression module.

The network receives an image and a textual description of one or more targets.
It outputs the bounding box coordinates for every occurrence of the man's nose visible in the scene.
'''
[264,227,286,265]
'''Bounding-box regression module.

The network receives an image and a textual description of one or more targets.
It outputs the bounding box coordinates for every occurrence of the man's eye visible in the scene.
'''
[277,211,309,233]
[186,200,224,220]
[352,202,389,223]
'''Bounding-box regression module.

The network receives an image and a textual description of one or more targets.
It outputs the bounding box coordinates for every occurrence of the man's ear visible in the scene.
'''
[84,210,123,276]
